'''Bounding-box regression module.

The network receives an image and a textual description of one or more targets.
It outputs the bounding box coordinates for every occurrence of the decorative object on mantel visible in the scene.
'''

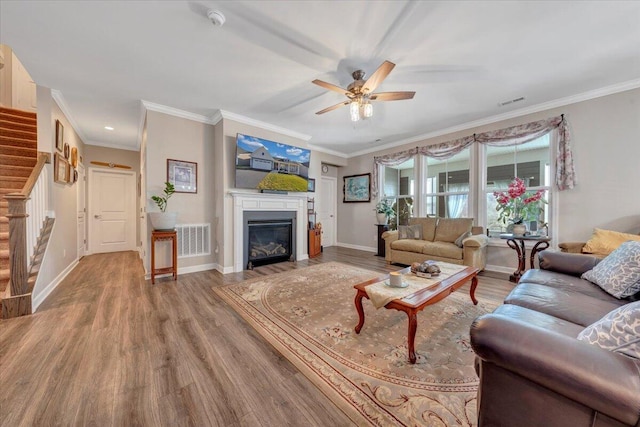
[90,160,132,169]
[374,199,394,224]
[149,181,177,231]
[343,173,371,203]
[167,158,197,193]
[494,177,546,236]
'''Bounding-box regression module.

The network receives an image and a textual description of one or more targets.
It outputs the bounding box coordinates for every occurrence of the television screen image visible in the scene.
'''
[235,133,311,192]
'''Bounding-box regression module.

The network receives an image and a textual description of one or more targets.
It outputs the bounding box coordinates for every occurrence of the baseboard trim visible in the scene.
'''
[32,258,79,312]
[336,242,377,253]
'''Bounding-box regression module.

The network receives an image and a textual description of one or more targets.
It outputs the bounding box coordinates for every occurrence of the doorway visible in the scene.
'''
[88,168,136,254]
[76,163,86,258]
[319,176,337,247]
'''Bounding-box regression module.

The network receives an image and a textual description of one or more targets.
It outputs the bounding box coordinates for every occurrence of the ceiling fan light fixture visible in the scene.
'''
[363,102,373,119]
[350,100,360,122]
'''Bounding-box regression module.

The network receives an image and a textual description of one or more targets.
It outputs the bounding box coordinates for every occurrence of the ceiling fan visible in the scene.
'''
[312,60,415,121]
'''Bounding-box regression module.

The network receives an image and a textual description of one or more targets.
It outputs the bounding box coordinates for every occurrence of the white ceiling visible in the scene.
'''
[2,1,639,156]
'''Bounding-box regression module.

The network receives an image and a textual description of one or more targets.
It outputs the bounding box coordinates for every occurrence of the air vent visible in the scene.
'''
[175,223,211,258]
[498,96,525,107]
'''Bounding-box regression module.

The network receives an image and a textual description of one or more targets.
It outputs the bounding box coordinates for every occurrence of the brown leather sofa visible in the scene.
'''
[470,251,640,427]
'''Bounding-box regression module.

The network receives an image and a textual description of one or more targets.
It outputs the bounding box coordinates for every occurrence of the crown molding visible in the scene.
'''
[85,139,140,152]
[217,110,312,141]
[141,100,215,124]
[51,89,89,144]
[345,78,640,158]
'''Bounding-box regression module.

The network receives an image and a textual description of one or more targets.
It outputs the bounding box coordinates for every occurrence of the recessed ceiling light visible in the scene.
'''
[104,126,114,131]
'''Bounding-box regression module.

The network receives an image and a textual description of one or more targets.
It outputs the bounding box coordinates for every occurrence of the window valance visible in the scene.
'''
[371,115,575,197]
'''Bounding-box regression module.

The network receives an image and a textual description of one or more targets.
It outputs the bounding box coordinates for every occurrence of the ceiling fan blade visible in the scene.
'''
[315,101,349,115]
[362,60,396,94]
[312,79,350,96]
[370,91,415,101]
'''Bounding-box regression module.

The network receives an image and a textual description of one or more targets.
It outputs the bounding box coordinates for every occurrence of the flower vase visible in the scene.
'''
[512,223,527,236]
[376,213,387,225]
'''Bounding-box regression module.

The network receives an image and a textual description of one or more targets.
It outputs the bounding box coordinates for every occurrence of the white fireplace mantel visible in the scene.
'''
[230,191,308,272]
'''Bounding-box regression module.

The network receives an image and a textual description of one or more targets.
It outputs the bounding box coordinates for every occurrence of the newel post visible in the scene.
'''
[4,193,29,296]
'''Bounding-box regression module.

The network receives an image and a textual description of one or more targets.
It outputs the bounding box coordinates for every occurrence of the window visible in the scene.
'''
[423,150,471,219]
[381,159,415,228]
[484,134,551,236]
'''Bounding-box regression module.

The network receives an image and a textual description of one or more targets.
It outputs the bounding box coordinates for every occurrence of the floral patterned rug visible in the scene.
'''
[213,262,499,426]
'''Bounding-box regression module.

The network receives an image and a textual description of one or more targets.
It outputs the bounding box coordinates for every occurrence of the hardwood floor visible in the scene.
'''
[0,247,514,426]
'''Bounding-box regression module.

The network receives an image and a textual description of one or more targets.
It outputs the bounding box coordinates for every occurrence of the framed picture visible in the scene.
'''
[63,142,70,159]
[167,159,197,193]
[307,178,315,192]
[343,173,371,203]
[55,120,64,152]
[54,153,69,183]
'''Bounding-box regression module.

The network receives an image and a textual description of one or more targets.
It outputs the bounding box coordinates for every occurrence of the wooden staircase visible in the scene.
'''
[0,107,38,302]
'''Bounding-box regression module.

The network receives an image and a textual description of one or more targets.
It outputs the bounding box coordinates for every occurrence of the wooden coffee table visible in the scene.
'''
[354,265,480,364]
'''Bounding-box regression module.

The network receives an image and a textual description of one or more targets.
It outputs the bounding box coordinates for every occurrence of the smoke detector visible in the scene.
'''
[207,9,226,26]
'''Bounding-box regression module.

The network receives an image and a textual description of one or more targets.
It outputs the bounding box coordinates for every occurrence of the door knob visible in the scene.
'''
[94,215,102,219]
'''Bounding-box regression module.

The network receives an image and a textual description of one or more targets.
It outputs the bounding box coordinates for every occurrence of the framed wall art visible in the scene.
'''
[167,159,197,193]
[54,153,69,184]
[55,120,64,152]
[343,173,371,203]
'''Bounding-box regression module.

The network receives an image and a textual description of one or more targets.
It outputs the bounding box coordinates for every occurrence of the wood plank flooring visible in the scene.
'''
[0,247,514,426]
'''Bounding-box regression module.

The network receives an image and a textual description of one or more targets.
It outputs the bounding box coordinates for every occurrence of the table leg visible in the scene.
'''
[354,290,366,334]
[407,310,418,364]
[506,238,526,283]
[530,241,550,269]
[470,276,479,305]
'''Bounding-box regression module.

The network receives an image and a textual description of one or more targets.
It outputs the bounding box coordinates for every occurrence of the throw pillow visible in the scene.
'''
[454,231,472,248]
[398,225,422,240]
[577,301,640,359]
[583,228,640,257]
[581,241,640,298]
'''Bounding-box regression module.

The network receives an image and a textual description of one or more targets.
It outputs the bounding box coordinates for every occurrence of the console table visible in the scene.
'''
[500,234,550,283]
[151,230,178,284]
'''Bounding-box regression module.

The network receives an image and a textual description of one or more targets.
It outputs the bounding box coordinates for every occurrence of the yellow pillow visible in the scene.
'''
[582,228,640,256]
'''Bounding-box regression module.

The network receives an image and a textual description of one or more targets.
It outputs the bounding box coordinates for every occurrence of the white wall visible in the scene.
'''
[337,88,640,269]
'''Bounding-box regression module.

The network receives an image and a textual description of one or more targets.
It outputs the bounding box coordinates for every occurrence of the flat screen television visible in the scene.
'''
[235,133,311,192]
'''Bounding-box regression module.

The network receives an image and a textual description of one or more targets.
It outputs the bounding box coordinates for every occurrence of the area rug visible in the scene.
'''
[213,262,498,426]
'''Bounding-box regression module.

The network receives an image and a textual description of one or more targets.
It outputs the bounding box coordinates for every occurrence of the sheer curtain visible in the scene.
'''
[446,184,468,218]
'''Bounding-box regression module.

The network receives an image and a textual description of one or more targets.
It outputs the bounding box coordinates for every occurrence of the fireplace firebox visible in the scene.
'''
[245,217,294,270]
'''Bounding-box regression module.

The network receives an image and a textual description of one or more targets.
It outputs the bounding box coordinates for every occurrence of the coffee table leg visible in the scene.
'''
[354,290,366,334]
[470,276,478,305]
[407,310,418,364]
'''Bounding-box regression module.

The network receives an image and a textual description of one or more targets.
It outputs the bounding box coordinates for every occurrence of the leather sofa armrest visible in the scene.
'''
[471,314,640,426]
[381,230,398,242]
[558,241,587,253]
[538,250,600,276]
[463,234,488,248]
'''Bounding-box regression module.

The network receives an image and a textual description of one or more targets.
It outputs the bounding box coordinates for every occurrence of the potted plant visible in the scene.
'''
[149,181,177,230]
[374,199,395,224]
[494,178,546,235]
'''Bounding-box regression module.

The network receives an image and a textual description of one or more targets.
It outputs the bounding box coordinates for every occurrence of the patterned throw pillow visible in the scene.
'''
[398,225,423,240]
[582,241,640,298]
[577,301,640,359]
[454,231,472,248]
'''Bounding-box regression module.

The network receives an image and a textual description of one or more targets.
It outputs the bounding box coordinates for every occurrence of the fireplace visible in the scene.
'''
[243,210,297,270]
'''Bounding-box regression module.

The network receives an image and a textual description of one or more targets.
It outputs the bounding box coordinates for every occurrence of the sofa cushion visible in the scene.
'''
[409,217,438,241]
[390,239,426,253]
[519,269,625,302]
[398,224,422,240]
[582,241,640,299]
[577,301,640,359]
[434,218,473,243]
[455,231,472,248]
[492,304,584,338]
[582,228,640,257]
[421,241,463,260]
[504,282,626,327]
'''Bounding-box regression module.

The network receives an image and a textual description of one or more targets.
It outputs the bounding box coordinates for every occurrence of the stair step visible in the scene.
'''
[0,112,37,127]
[0,153,38,168]
[0,145,37,158]
[0,134,38,149]
[0,119,36,133]
[0,127,37,141]
[0,107,37,119]
[1,177,28,190]
[1,164,33,178]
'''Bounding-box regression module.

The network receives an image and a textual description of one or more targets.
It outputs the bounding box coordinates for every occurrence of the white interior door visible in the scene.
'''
[319,176,337,246]
[89,168,136,254]
[76,164,86,258]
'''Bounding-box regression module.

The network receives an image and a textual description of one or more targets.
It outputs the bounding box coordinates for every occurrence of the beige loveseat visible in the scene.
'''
[382,217,489,270]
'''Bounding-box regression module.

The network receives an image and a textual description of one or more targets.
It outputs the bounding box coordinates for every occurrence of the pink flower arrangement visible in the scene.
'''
[494,177,546,224]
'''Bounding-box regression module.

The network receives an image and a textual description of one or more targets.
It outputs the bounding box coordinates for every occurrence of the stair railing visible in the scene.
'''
[4,152,50,303]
